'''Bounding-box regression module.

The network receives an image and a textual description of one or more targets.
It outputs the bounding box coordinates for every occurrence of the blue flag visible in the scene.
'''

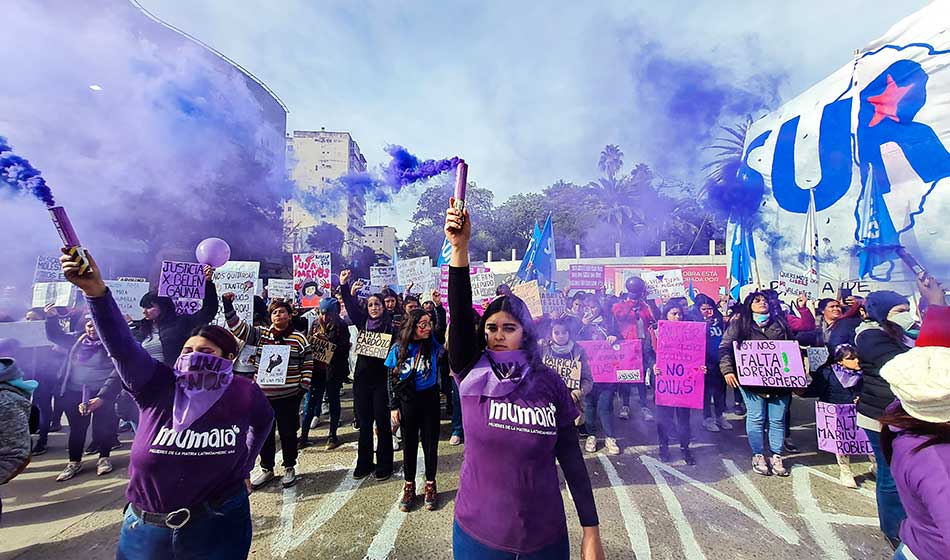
[516,221,541,281]
[435,236,452,267]
[533,215,557,292]
[728,218,757,301]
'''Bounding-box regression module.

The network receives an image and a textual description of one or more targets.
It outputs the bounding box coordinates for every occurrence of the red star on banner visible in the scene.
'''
[867,74,913,127]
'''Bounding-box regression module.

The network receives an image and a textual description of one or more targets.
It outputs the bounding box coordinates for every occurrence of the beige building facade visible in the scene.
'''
[363,225,397,265]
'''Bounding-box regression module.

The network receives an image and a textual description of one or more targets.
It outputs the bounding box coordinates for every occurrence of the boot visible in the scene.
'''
[399,481,416,512]
[837,454,858,488]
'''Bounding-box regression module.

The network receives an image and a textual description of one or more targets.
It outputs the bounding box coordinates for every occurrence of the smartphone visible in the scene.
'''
[839,287,853,300]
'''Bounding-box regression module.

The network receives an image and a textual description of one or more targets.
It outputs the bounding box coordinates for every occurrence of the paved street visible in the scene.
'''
[1,392,891,560]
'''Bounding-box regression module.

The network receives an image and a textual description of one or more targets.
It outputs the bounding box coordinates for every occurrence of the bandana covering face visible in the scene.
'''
[832,363,863,388]
[172,351,234,432]
[458,350,531,398]
[76,335,103,362]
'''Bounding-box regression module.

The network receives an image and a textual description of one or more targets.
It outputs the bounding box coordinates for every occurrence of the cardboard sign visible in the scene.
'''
[174,298,202,316]
[293,252,332,308]
[0,320,50,348]
[312,337,337,365]
[158,261,206,300]
[778,269,820,299]
[104,280,151,319]
[213,261,260,326]
[641,269,687,300]
[267,278,295,301]
[578,340,644,384]
[733,340,808,388]
[512,280,543,318]
[654,320,706,409]
[815,402,873,456]
[234,342,258,373]
[806,346,830,372]
[472,270,497,301]
[257,345,291,386]
[396,256,432,291]
[370,266,398,291]
[569,264,605,290]
[34,255,67,283]
[32,282,75,308]
[543,356,582,390]
[355,331,392,359]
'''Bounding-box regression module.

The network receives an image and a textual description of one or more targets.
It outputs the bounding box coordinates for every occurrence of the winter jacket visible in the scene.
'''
[855,321,911,420]
[130,280,218,367]
[801,364,860,405]
[0,359,34,485]
[340,282,397,385]
[541,341,594,398]
[719,316,794,397]
[45,318,121,400]
[611,299,657,364]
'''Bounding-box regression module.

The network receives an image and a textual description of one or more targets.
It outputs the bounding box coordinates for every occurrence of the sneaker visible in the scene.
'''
[56,461,82,482]
[839,470,858,489]
[84,443,97,456]
[373,469,392,481]
[584,435,597,453]
[32,440,48,456]
[752,454,771,476]
[659,446,672,462]
[251,469,275,489]
[449,434,462,446]
[326,436,341,451]
[424,481,438,511]
[118,421,134,433]
[783,438,800,454]
[399,481,416,512]
[282,468,298,488]
[297,437,311,450]
[618,406,630,420]
[393,435,402,451]
[703,417,720,432]
[682,449,697,466]
[641,407,655,422]
[734,403,747,417]
[96,458,113,476]
[352,420,360,431]
[770,455,789,477]
[354,465,373,479]
[50,422,63,432]
[110,440,122,451]
[310,417,320,429]
[604,437,621,455]
[717,416,734,431]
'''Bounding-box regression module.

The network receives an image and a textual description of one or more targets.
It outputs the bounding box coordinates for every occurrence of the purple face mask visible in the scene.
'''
[172,351,234,432]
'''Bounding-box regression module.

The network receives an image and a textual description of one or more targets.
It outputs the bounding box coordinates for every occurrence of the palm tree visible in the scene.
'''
[598,144,624,179]
[587,152,651,254]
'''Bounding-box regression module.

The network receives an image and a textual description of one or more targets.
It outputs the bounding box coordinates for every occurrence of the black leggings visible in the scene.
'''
[260,393,302,470]
[354,377,393,475]
[399,386,440,482]
[61,389,117,462]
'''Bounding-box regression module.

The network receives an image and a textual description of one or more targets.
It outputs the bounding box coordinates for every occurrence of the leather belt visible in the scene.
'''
[127,486,245,529]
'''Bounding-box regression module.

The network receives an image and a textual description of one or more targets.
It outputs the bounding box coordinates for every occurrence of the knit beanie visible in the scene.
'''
[864,290,909,324]
[319,297,340,315]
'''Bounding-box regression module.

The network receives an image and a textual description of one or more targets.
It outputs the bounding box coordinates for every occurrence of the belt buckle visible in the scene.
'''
[165,508,191,529]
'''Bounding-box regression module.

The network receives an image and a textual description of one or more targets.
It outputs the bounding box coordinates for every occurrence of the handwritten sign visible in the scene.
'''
[159,261,206,300]
[104,280,151,318]
[439,265,491,320]
[396,256,432,292]
[779,269,819,299]
[0,321,50,348]
[267,278,295,300]
[806,346,830,372]
[355,278,373,298]
[257,345,291,386]
[34,256,67,283]
[540,292,567,316]
[312,337,337,365]
[174,298,202,316]
[370,266,398,291]
[569,264,605,290]
[654,320,706,409]
[641,269,687,300]
[32,282,75,307]
[213,261,260,325]
[512,280,543,318]
[815,402,873,455]
[578,340,644,384]
[355,331,392,359]
[543,356,582,390]
[472,270,497,302]
[733,340,808,388]
[293,252,331,308]
[234,342,258,373]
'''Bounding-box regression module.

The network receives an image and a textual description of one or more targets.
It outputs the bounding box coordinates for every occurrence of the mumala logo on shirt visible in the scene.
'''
[149,425,241,456]
[487,401,557,436]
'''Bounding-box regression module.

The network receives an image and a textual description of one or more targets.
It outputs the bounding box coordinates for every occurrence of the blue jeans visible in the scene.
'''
[451,377,464,438]
[864,428,907,543]
[585,385,615,438]
[453,520,569,559]
[302,376,341,440]
[116,491,252,560]
[738,388,789,455]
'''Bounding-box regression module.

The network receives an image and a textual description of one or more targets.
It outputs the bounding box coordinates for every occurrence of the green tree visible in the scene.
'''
[598,144,624,179]
[402,177,497,261]
[306,222,345,254]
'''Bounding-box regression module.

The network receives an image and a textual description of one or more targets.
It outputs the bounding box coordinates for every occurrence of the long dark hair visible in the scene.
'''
[475,293,547,374]
[692,293,724,323]
[880,402,950,463]
[139,291,177,332]
[394,308,433,374]
[732,290,789,345]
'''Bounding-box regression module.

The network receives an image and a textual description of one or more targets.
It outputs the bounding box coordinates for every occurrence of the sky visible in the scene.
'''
[141,0,930,238]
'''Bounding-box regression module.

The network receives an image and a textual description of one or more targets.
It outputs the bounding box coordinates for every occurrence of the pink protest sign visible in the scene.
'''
[578,340,644,384]
[654,320,706,409]
[293,252,331,308]
[569,265,605,290]
[733,340,808,388]
[815,402,873,456]
[440,264,492,320]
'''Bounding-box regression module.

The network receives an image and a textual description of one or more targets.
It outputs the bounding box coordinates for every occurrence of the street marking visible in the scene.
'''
[596,454,652,560]
[722,459,799,543]
[793,466,880,560]
[641,456,705,560]
[270,484,299,557]
[362,450,425,560]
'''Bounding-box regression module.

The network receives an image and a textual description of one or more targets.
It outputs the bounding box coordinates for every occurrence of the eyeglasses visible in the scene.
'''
[417,321,432,330]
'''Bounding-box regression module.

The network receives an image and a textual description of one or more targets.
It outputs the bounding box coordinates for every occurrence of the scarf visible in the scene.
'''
[832,363,862,388]
[458,350,531,398]
[75,335,104,363]
[172,351,234,432]
[365,311,391,333]
[753,313,770,327]
[550,341,575,355]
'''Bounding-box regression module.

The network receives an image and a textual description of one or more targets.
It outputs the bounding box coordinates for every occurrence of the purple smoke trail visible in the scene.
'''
[381,144,460,191]
[0,136,56,206]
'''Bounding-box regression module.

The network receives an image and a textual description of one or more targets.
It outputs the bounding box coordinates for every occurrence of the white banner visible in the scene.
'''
[105,280,151,319]
[213,261,260,325]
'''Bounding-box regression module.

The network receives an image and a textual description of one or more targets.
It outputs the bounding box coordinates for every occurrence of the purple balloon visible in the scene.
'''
[195,237,231,267]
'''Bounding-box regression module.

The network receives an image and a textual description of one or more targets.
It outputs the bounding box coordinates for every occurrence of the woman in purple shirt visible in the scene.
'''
[58,250,274,560]
[444,202,604,560]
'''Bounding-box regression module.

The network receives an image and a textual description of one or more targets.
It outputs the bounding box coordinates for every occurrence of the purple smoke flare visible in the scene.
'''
[381,144,460,191]
[0,136,56,207]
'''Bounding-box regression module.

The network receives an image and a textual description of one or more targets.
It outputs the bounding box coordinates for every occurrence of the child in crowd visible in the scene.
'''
[542,318,595,449]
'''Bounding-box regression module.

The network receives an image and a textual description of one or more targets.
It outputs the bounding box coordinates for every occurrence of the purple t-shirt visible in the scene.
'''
[454,350,590,554]
[891,429,950,560]
[89,291,274,514]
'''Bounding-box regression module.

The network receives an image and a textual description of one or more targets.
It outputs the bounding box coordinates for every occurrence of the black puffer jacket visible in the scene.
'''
[855,322,910,420]
[719,317,794,397]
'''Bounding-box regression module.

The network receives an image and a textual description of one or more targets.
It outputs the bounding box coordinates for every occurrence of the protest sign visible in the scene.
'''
[257,345,291,386]
[472,270,497,302]
[370,266,398,292]
[234,342,258,373]
[778,269,820,299]
[34,256,67,283]
[815,402,873,455]
[355,278,373,298]
[543,356,582,390]
[212,261,260,325]
[396,256,432,292]
[267,278,295,300]
[174,298,202,316]
[540,292,567,316]
[158,261,206,300]
[0,321,50,347]
[104,280,151,318]
[355,331,392,359]
[293,252,332,308]
[32,282,74,307]
[439,265,491,319]
[312,338,337,365]
[512,280,543,318]
[569,264,605,291]
[641,269,687,300]
[654,320,706,409]
[806,346,830,372]
[733,340,808,388]
[578,340,644,383]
